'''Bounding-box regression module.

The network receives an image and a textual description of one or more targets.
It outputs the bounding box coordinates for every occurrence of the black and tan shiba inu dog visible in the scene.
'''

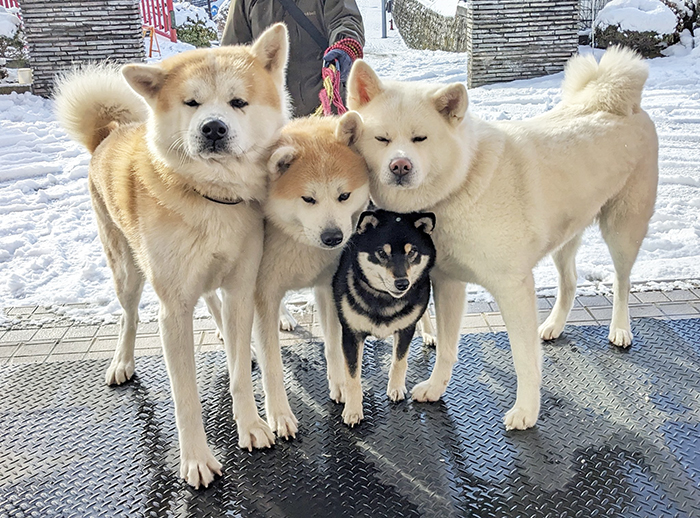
[333,209,436,426]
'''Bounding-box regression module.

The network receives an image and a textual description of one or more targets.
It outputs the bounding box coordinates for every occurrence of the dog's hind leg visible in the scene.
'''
[387,325,416,402]
[599,180,655,347]
[92,186,144,386]
[278,300,298,331]
[411,272,466,403]
[417,309,436,347]
[538,232,582,341]
[315,284,346,403]
[341,327,366,426]
[253,286,297,439]
[203,291,223,334]
[492,273,542,431]
[205,291,259,362]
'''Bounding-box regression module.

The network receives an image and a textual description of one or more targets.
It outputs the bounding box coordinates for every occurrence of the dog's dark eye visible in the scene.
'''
[338,192,350,202]
[302,196,316,205]
[184,99,200,107]
[376,249,388,260]
[375,136,391,144]
[229,98,248,110]
[412,136,427,143]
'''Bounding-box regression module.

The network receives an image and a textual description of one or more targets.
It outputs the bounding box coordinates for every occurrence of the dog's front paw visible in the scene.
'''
[267,408,298,439]
[503,404,539,431]
[180,446,222,489]
[328,378,346,403]
[411,378,447,402]
[608,327,632,348]
[105,358,134,385]
[342,401,364,427]
[237,417,275,451]
[538,317,565,341]
[386,382,407,402]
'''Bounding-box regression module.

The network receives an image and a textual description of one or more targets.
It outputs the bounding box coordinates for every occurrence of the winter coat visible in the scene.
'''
[221,0,364,116]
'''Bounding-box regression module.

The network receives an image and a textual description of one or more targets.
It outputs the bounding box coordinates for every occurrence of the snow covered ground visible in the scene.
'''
[1,0,699,324]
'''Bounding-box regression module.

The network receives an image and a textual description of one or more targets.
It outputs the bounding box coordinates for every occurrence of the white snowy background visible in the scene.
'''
[1,0,699,324]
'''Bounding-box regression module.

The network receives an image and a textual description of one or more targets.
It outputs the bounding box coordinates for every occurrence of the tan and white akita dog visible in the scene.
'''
[252,115,370,438]
[343,47,658,431]
[54,24,290,488]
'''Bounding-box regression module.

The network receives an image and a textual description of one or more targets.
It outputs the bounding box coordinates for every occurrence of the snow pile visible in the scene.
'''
[414,0,458,17]
[145,36,194,63]
[0,6,20,39]
[173,1,217,31]
[593,0,699,57]
[596,0,677,35]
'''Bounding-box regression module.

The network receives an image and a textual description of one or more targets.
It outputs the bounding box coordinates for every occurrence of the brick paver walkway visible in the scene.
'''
[2,287,700,366]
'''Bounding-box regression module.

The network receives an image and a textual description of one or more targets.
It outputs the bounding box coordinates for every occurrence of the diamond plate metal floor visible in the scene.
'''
[1,317,699,518]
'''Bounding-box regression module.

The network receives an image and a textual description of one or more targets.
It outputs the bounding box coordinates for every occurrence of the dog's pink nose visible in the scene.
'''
[389,158,412,177]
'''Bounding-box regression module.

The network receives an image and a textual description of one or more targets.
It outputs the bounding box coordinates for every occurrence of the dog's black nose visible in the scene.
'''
[389,158,412,177]
[394,278,410,291]
[321,228,343,247]
[201,120,228,141]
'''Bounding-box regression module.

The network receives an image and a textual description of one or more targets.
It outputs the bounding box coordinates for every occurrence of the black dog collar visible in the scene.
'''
[195,190,244,205]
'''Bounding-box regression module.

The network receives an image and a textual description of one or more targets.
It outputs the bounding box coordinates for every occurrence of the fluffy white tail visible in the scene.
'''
[561,46,649,116]
[54,63,149,153]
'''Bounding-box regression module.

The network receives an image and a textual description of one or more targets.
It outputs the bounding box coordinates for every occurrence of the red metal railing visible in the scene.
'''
[0,0,20,9]
[140,0,177,43]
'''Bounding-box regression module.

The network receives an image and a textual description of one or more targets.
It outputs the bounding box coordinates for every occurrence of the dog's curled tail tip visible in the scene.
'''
[561,46,648,116]
[54,63,149,154]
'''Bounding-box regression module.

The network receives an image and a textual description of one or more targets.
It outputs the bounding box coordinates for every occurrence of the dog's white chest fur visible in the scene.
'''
[339,294,423,339]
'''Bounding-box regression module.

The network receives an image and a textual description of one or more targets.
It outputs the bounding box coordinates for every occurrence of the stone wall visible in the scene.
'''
[392,0,468,52]
[20,0,145,97]
[465,0,579,88]
[393,0,578,88]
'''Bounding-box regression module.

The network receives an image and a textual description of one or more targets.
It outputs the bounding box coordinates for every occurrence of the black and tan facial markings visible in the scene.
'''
[355,210,436,298]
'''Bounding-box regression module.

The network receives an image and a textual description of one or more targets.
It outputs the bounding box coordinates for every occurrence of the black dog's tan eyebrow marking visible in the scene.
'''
[383,244,391,255]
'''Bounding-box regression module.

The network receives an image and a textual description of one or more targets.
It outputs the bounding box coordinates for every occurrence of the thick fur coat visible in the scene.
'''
[54,24,290,488]
[343,47,658,431]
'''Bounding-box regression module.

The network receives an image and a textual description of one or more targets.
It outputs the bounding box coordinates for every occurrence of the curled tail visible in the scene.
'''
[54,63,149,154]
[561,46,649,116]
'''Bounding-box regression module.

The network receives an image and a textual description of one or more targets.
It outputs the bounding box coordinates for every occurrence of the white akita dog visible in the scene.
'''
[342,47,658,430]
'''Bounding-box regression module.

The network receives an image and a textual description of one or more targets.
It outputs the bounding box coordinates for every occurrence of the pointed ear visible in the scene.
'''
[268,145,297,178]
[336,111,363,146]
[251,23,289,82]
[413,213,436,235]
[347,60,384,109]
[432,83,468,125]
[122,63,166,101]
[357,211,380,234]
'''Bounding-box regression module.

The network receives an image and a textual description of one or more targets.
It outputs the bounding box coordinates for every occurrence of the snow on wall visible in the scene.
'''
[414,0,458,17]
[392,0,468,52]
[0,6,20,39]
[595,0,678,35]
